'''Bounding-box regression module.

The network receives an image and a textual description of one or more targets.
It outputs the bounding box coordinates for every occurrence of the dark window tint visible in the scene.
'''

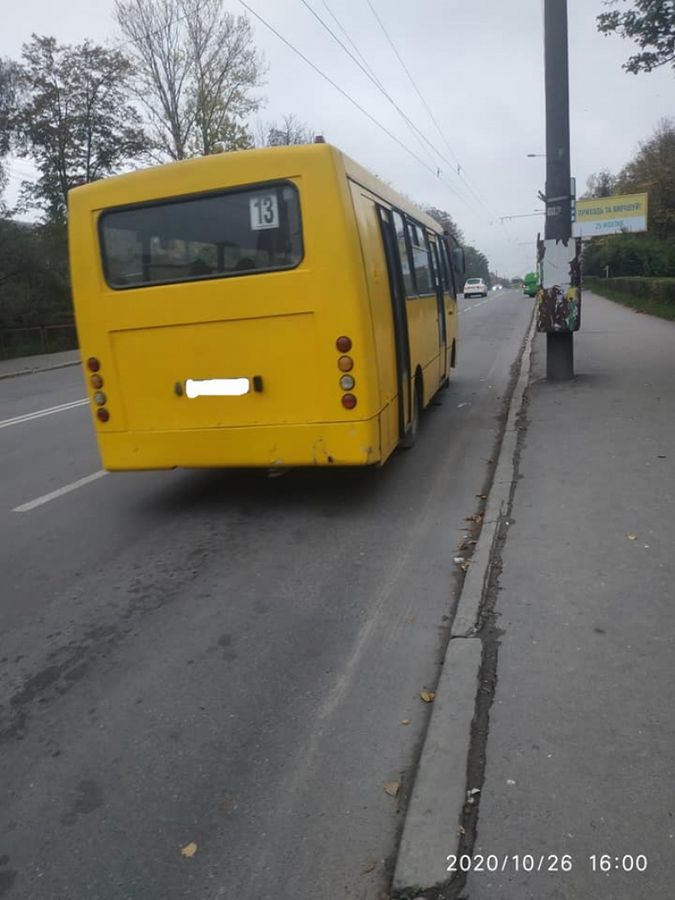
[408,221,433,294]
[429,238,442,291]
[392,210,415,296]
[439,240,456,294]
[100,182,303,289]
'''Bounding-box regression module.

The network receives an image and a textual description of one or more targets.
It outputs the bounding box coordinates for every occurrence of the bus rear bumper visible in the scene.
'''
[96,419,383,470]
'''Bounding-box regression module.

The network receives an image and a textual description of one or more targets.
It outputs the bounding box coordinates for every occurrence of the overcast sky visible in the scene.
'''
[2,0,673,276]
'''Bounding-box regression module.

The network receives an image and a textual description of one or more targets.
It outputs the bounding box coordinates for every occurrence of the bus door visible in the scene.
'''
[377,206,412,438]
[429,237,448,380]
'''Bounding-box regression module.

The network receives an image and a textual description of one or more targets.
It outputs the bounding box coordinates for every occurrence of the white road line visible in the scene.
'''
[13,470,108,513]
[0,398,88,430]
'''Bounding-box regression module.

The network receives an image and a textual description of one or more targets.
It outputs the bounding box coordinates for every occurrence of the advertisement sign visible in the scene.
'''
[572,192,648,237]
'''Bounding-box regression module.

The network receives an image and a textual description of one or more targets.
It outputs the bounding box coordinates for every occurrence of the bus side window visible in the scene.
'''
[408,221,433,295]
[427,233,442,293]
[430,240,444,292]
[391,209,416,297]
[440,240,457,296]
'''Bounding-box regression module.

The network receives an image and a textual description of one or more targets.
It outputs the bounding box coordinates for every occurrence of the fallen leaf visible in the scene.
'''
[400,719,411,726]
[181,842,198,858]
[420,691,436,703]
[626,533,637,541]
[457,825,466,836]
[362,860,377,874]
[384,781,401,798]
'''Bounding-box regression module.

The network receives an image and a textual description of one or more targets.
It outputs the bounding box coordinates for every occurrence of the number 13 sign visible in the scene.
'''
[250,193,279,230]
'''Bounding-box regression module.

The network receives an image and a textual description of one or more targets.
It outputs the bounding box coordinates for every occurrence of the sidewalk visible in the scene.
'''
[464,291,675,899]
[0,349,81,380]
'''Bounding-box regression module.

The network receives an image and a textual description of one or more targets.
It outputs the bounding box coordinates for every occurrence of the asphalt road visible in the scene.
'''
[0,289,533,900]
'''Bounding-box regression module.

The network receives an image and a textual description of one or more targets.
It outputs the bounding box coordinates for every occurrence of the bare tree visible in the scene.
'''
[0,58,22,199]
[255,113,315,148]
[115,0,264,160]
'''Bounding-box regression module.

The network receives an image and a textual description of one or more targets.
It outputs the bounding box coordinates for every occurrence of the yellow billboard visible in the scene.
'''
[573,192,648,237]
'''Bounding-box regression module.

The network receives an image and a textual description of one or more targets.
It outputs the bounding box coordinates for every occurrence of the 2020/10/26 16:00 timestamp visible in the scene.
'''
[446,854,648,874]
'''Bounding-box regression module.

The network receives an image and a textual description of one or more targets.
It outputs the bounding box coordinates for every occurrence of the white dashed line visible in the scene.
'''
[13,470,108,512]
[0,398,88,430]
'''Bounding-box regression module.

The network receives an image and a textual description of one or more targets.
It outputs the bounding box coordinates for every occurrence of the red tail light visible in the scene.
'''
[341,394,357,410]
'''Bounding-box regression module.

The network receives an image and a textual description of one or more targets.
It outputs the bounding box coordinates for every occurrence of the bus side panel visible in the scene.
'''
[406,296,441,406]
[348,183,400,463]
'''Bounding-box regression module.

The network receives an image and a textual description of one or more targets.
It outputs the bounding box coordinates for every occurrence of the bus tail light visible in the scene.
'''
[336,336,352,352]
[341,394,357,410]
[339,375,355,391]
[337,355,353,372]
[88,355,110,422]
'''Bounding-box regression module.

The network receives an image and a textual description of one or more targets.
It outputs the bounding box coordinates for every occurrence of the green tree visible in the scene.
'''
[597,0,675,74]
[582,169,617,199]
[0,219,72,329]
[463,245,491,285]
[115,0,264,159]
[616,118,675,237]
[424,206,465,245]
[15,35,147,222]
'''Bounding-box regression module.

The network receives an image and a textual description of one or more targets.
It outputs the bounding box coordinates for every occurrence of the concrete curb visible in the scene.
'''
[451,311,536,638]
[0,360,81,382]
[392,310,537,894]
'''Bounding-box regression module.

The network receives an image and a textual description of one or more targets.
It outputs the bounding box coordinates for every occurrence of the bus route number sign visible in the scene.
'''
[250,193,279,230]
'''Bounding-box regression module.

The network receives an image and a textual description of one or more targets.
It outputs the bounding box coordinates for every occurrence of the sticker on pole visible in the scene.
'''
[536,238,582,334]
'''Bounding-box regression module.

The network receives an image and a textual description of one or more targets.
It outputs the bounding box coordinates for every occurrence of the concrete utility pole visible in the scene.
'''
[539,0,579,380]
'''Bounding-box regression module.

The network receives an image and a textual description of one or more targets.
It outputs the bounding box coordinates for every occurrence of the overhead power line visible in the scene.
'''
[299,0,469,200]
[364,0,511,232]
[237,0,471,205]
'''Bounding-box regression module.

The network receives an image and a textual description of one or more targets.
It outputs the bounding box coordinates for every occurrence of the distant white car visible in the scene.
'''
[463,277,488,298]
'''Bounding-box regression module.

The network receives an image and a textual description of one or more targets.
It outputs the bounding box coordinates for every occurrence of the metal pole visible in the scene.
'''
[544,0,574,380]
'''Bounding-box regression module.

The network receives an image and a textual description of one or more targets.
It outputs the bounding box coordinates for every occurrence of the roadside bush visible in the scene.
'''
[583,233,675,278]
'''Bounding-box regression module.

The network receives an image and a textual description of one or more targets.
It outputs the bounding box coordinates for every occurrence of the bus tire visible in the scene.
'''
[400,380,421,449]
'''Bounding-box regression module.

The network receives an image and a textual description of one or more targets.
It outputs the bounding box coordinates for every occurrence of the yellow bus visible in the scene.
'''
[68,142,463,470]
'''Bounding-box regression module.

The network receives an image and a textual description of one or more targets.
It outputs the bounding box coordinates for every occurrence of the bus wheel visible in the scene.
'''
[400,381,421,449]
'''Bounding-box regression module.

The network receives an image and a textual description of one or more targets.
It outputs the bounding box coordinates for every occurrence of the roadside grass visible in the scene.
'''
[585,277,675,322]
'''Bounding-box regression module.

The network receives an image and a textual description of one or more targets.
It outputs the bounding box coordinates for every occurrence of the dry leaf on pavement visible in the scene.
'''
[384,781,401,798]
[420,691,436,703]
[180,842,198,858]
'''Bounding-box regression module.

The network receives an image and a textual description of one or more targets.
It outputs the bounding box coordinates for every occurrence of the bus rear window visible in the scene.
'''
[99,182,303,289]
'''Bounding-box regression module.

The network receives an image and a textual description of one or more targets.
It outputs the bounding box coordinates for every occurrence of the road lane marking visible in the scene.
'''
[0,398,88,430]
[13,470,108,512]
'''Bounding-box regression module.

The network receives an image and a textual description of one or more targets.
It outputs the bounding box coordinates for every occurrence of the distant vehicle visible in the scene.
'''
[463,277,488,298]
[523,272,539,297]
[492,285,503,292]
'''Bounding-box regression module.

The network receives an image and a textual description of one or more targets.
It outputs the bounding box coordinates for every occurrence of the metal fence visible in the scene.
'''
[0,324,78,360]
